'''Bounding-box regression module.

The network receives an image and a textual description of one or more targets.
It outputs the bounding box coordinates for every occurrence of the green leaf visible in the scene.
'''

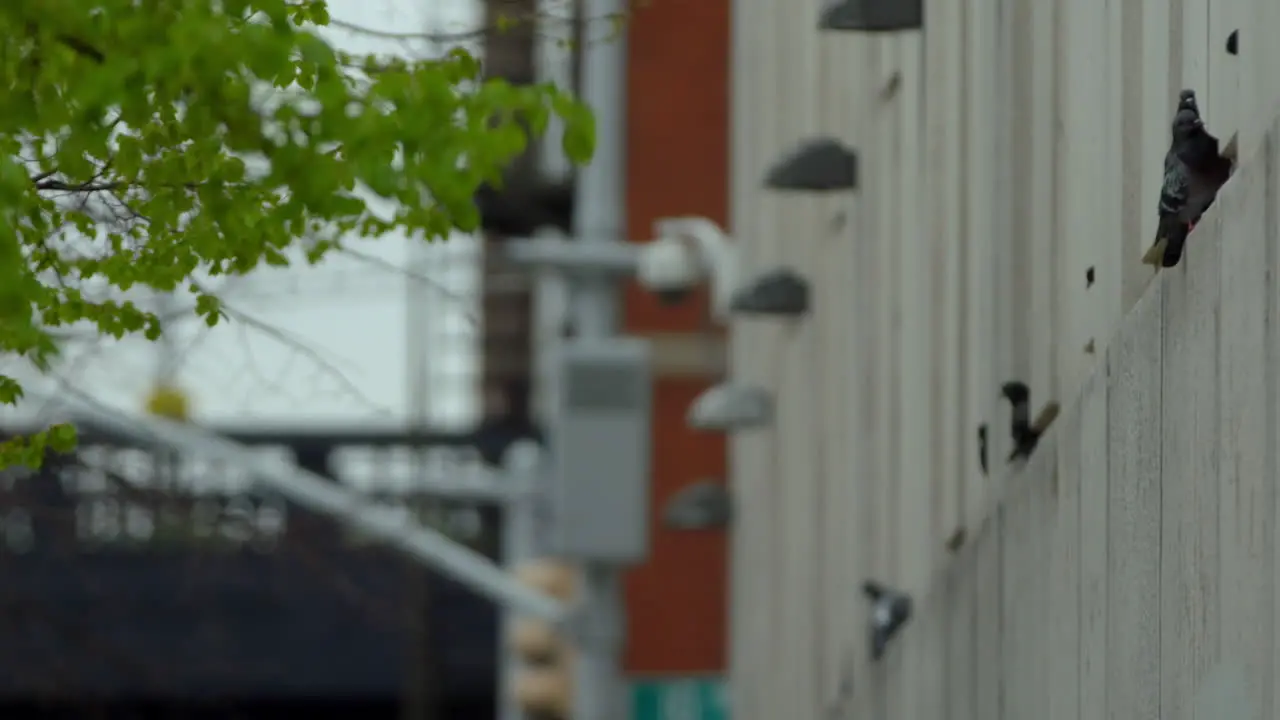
[0,0,600,468]
[46,423,78,453]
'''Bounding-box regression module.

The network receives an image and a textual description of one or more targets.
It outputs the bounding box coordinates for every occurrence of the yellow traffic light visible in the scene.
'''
[510,558,579,719]
[145,384,190,422]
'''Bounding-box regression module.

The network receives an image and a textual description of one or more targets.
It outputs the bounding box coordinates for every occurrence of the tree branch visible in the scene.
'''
[56,34,105,63]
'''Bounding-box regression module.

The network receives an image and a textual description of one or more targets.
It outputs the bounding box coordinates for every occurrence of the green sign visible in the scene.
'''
[630,677,729,720]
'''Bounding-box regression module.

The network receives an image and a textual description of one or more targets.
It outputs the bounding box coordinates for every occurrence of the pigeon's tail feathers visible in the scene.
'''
[1162,226,1189,267]
[870,631,888,662]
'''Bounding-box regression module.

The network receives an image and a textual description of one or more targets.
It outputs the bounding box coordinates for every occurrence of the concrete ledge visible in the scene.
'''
[934,109,1280,720]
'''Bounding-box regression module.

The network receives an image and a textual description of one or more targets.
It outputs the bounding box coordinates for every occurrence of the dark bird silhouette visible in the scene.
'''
[862,580,912,662]
[1001,381,1060,462]
[1153,90,1233,267]
[978,424,989,476]
[475,177,575,238]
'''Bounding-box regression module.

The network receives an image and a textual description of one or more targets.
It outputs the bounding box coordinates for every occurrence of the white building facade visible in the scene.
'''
[725,1,1280,717]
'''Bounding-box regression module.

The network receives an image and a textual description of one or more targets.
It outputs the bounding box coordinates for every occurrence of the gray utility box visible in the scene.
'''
[546,338,652,564]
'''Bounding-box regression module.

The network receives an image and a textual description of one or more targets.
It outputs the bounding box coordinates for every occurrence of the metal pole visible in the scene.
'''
[568,1,628,718]
[571,0,625,340]
[499,441,543,720]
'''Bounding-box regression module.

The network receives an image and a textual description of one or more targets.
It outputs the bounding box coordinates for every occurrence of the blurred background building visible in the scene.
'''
[0,0,732,718]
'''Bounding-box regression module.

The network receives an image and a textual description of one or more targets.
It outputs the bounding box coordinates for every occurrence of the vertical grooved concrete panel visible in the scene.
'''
[1208,0,1240,143]
[1181,0,1210,95]
[895,32,931,592]
[999,466,1033,720]
[964,0,1004,519]
[814,33,861,717]
[972,509,1004,720]
[1117,0,1147,313]
[1006,0,1033,382]
[770,2,823,714]
[851,94,881,720]
[887,31,925,719]
[991,0,1019,479]
[1028,0,1060,408]
[944,545,977,720]
[1013,440,1056,717]
[1271,116,1280,720]
[1048,399,1082,720]
[1159,192,1222,720]
[1237,2,1272,158]
[1105,279,1164,719]
[1034,444,1059,718]
[1099,0,1127,337]
[1057,0,1109,398]
[1140,0,1174,299]
[1216,134,1275,720]
[902,574,945,720]
[880,35,906,588]
[725,2,1280,718]
[726,0,778,715]
[1073,367,1109,718]
[924,0,967,567]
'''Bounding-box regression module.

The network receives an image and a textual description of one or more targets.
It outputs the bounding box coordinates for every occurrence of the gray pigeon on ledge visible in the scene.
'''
[1152,89,1232,268]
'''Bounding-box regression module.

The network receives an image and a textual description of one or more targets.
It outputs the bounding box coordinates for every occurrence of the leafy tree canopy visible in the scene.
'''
[0,0,595,466]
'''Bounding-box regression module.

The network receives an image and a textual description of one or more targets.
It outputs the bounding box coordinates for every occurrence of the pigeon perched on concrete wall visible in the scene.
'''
[862,580,912,661]
[978,424,989,476]
[1153,90,1233,267]
[1001,381,1061,462]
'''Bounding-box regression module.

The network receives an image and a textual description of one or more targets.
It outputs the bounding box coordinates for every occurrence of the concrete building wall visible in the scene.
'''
[726,0,1280,716]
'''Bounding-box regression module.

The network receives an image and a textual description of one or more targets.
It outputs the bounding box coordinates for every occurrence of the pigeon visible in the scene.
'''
[978,424,989,476]
[1000,381,1062,462]
[1001,381,1035,457]
[862,580,912,661]
[1153,90,1232,267]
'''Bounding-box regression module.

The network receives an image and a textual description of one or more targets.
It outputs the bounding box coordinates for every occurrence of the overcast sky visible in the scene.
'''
[6,0,494,431]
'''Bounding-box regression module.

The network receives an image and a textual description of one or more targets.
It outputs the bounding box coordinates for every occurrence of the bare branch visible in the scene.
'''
[190,280,391,416]
[55,34,105,63]
[338,246,478,327]
[325,4,632,45]
[327,18,493,43]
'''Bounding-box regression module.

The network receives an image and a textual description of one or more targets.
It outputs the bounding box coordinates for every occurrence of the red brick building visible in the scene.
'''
[479,0,731,679]
[621,0,730,675]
